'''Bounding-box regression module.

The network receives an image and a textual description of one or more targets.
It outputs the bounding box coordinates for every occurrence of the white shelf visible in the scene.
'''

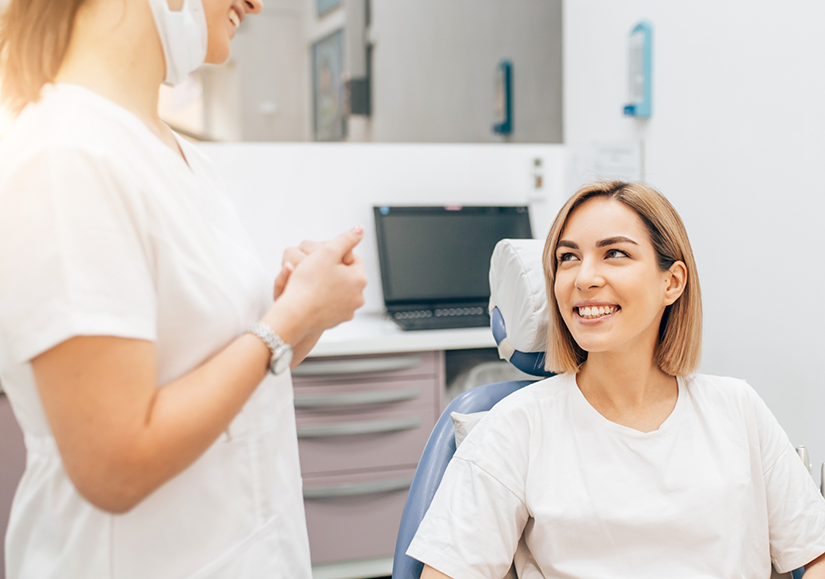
[312,556,393,579]
[307,313,496,358]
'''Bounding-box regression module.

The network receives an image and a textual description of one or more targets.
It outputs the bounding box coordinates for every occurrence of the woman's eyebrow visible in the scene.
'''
[556,240,578,250]
[596,236,638,247]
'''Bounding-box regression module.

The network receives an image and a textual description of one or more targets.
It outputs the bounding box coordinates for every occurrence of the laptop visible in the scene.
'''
[373,205,533,331]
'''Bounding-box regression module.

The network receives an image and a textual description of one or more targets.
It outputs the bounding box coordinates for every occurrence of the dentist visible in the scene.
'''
[0,0,366,578]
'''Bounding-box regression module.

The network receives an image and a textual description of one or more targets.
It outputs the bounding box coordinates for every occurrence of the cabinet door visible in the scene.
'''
[303,467,417,565]
[0,394,26,579]
[296,395,438,475]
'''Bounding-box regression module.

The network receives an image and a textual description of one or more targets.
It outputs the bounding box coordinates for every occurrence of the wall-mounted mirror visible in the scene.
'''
[159,0,563,143]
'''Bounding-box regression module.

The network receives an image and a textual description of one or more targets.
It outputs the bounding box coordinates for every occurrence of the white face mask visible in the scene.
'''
[147,0,209,87]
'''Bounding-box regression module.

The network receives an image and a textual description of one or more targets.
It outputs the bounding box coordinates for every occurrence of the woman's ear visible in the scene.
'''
[663,261,687,306]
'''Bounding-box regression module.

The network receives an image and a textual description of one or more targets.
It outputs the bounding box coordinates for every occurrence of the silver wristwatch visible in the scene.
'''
[248,322,293,375]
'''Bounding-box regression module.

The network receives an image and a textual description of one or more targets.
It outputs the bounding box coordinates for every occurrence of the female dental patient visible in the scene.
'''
[407,181,825,578]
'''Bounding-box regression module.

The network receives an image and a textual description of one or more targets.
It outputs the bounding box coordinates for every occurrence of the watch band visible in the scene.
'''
[247,322,292,375]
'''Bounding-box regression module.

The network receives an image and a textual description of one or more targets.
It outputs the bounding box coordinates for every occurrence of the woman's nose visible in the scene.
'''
[574,258,604,291]
[243,0,263,14]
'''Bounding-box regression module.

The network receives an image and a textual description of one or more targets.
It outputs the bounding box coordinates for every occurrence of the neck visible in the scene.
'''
[576,326,676,415]
[579,354,670,404]
[55,0,166,131]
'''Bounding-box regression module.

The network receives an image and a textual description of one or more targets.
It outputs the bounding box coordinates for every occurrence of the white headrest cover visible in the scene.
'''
[489,239,548,354]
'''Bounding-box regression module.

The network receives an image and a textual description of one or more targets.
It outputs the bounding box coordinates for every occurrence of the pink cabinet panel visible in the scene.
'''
[293,377,437,416]
[1,394,26,579]
[303,467,416,565]
[296,400,437,476]
[294,351,444,567]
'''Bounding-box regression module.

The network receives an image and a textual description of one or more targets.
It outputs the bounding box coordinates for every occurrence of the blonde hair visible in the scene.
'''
[542,181,702,376]
[0,0,88,114]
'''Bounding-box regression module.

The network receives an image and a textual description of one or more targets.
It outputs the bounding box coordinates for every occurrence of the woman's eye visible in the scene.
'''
[606,249,628,259]
[558,252,578,262]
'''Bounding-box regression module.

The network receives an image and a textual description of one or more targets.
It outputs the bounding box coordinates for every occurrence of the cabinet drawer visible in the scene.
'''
[303,467,415,565]
[296,403,437,476]
[293,352,439,383]
[293,376,436,415]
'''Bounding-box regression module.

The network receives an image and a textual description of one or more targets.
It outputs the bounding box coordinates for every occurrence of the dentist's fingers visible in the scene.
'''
[267,239,367,335]
[274,246,307,300]
[273,261,294,300]
[328,226,364,265]
[282,247,307,267]
[298,240,322,255]
[295,226,364,266]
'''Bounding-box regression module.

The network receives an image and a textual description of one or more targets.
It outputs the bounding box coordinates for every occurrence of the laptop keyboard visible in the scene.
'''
[390,306,490,331]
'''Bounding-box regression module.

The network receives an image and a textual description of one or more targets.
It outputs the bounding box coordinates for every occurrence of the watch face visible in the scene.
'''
[271,345,294,375]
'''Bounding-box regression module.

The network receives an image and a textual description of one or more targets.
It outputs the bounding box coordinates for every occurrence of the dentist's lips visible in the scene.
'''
[228,5,243,28]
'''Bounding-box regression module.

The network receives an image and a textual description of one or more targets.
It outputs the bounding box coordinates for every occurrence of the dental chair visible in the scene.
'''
[390,239,808,579]
[392,239,553,579]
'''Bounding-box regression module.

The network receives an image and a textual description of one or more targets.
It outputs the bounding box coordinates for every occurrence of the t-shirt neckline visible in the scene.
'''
[570,372,686,438]
[45,83,194,173]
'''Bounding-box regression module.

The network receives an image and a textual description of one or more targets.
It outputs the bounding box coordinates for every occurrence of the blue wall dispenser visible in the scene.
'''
[493,60,513,135]
[623,20,653,118]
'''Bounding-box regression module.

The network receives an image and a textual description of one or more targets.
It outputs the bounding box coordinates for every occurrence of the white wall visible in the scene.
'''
[198,143,565,312]
[564,1,825,470]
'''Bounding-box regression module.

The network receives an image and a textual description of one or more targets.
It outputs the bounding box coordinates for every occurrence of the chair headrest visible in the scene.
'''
[488,239,554,377]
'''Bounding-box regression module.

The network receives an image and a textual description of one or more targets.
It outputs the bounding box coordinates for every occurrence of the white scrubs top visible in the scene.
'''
[0,84,312,579]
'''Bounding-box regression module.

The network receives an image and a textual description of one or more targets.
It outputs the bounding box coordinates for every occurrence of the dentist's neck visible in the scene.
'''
[55,0,166,129]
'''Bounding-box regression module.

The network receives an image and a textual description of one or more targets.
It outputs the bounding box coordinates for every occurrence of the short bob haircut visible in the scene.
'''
[542,181,702,377]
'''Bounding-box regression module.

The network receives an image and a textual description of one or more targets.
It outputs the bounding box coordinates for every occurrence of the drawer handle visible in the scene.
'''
[297,417,422,438]
[292,356,423,377]
[303,476,414,499]
[294,387,421,409]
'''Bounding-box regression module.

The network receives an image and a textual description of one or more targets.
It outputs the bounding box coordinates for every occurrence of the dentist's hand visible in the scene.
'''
[273,233,358,299]
[265,226,367,344]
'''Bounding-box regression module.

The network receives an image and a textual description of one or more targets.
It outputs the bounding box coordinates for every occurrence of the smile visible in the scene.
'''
[229,7,241,28]
[576,305,619,319]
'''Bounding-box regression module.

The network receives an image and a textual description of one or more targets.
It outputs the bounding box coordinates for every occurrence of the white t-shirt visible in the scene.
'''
[0,84,312,579]
[407,373,825,579]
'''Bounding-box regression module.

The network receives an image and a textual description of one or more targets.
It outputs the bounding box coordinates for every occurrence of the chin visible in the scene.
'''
[205,44,232,65]
[571,336,613,354]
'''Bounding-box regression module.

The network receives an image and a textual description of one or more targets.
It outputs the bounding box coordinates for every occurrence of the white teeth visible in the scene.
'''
[229,9,240,28]
[578,306,616,319]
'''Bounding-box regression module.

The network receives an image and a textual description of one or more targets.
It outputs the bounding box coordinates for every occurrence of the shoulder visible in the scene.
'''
[682,373,774,426]
[0,96,150,239]
[0,86,142,178]
[684,373,759,403]
[459,373,575,447]
[486,372,577,419]
[452,374,577,492]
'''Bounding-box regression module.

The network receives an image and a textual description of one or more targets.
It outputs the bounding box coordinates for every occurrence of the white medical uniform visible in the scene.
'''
[408,373,825,579]
[0,84,312,579]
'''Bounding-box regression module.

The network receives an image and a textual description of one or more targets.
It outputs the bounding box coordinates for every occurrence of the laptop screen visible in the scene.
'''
[374,205,533,306]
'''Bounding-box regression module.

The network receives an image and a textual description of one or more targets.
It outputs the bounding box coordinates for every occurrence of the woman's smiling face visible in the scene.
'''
[553,197,683,358]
